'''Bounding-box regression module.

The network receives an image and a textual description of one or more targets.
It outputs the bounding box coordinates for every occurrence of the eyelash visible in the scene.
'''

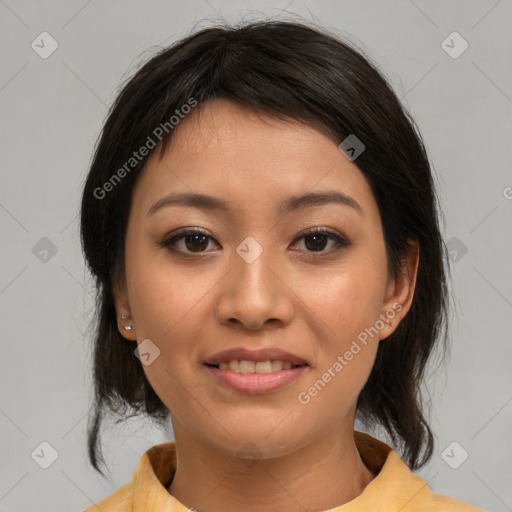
[158,226,350,255]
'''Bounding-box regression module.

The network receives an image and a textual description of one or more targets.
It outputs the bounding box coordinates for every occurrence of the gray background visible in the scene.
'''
[1,1,511,511]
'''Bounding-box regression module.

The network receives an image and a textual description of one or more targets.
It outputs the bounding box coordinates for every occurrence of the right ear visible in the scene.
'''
[112,277,136,341]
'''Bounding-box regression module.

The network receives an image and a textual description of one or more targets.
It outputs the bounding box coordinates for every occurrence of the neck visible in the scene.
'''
[167,422,375,512]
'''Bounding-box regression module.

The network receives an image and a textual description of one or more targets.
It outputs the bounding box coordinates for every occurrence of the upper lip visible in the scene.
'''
[204,347,308,366]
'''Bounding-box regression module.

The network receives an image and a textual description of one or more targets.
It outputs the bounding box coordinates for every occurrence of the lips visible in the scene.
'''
[203,346,308,366]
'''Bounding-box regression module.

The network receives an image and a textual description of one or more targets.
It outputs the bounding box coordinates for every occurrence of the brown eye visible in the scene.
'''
[182,233,210,252]
[292,228,349,254]
[304,232,329,251]
[158,228,217,253]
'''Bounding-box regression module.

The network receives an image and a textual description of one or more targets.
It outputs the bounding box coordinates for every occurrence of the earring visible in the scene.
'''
[120,315,134,332]
[384,317,392,326]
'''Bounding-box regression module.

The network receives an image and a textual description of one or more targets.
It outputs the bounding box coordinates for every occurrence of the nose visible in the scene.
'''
[215,245,295,331]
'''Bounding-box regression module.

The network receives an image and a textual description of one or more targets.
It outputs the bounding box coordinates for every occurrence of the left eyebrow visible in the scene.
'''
[147,190,363,217]
[278,190,363,217]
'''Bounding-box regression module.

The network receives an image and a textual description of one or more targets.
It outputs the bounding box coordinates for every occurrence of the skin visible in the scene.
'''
[113,98,419,511]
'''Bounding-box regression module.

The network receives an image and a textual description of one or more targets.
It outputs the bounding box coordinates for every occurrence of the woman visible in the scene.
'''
[80,19,482,511]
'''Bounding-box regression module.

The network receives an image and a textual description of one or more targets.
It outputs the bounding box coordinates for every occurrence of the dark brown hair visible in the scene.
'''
[80,19,450,478]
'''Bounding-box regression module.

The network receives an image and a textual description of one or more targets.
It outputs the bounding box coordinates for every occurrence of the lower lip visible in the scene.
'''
[204,365,308,394]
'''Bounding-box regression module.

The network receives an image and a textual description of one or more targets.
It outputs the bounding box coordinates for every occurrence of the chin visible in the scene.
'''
[210,426,304,461]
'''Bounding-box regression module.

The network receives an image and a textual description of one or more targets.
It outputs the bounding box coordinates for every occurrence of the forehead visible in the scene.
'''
[163,99,338,169]
[132,99,377,221]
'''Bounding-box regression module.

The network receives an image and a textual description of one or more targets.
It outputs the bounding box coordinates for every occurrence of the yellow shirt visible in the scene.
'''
[85,431,483,511]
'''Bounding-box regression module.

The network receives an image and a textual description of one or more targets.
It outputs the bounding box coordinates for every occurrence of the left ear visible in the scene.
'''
[379,239,420,340]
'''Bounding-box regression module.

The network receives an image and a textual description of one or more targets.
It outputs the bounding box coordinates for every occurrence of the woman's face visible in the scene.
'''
[115,98,417,458]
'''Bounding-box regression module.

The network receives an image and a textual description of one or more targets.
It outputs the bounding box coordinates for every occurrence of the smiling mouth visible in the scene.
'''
[204,360,308,374]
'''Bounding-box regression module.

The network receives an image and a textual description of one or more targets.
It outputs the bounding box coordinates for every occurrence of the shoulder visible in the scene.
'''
[81,442,177,511]
[83,482,132,512]
[353,434,484,512]
[422,490,485,511]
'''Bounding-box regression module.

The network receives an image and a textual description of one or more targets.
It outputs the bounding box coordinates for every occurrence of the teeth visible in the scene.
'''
[256,360,272,373]
[240,360,255,373]
[227,360,239,372]
[216,360,300,373]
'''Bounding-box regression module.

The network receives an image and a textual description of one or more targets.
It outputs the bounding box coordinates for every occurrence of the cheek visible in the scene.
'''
[294,254,386,395]
[300,258,387,339]
[124,252,209,403]
[128,251,206,339]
